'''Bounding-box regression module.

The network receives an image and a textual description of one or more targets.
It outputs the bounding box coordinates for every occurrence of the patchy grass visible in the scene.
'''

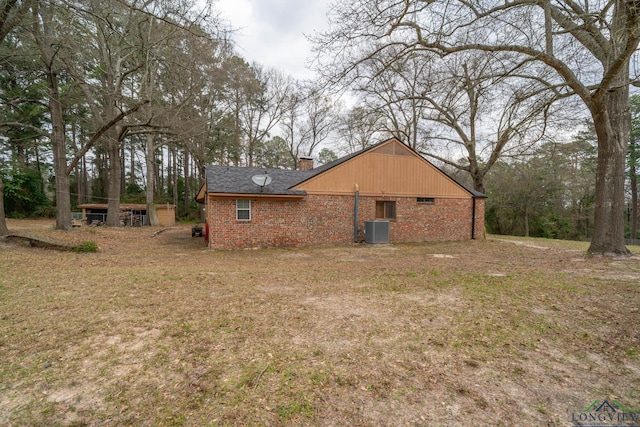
[1,220,639,426]
[73,240,99,253]
[489,233,640,254]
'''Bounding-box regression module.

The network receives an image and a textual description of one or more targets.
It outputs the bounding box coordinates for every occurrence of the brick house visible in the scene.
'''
[196,138,486,249]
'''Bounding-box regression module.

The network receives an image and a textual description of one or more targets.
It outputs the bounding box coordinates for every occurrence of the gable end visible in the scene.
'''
[293,138,472,198]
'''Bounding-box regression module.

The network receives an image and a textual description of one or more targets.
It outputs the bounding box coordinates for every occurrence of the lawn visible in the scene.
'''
[1,219,639,426]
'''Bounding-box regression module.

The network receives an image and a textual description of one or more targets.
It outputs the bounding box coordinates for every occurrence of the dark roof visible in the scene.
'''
[204,165,314,195]
[461,185,487,198]
[204,138,487,198]
[203,142,373,196]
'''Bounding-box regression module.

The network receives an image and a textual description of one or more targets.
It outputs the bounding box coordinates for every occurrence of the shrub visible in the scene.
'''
[2,169,51,217]
[74,241,98,253]
[34,205,56,218]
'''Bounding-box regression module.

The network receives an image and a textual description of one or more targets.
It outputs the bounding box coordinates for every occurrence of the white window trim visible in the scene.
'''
[236,199,251,221]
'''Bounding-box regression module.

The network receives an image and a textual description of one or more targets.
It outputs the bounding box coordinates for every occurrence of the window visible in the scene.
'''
[417,197,435,204]
[236,199,251,221]
[375,201,396,220]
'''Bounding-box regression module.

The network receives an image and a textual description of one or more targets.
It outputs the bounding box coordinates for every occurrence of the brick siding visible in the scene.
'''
[207,194,485,249]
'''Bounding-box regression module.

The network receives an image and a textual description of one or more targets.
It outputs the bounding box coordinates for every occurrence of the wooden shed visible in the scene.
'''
[155,204,177,227]
[76,203,176,226]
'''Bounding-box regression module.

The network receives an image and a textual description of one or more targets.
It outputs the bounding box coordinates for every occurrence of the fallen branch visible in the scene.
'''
[254,364,270,391]
[1,234,98,252]
[151,227,170,237]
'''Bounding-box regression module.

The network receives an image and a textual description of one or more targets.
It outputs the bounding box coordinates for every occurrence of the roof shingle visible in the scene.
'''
[204,165,314,195]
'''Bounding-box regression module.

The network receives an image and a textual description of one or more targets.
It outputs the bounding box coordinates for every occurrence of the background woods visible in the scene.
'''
[1,0,639,252]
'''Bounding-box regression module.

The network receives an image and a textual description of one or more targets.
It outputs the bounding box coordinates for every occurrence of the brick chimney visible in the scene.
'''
[298,156,314,171]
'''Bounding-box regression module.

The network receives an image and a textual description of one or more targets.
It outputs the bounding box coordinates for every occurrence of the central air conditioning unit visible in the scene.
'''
[364,220,390,244]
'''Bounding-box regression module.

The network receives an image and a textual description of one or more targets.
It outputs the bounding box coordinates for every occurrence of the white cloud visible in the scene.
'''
[216,0,330,80]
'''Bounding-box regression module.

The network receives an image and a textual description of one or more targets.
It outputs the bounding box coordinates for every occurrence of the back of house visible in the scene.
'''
[197,138,485,249]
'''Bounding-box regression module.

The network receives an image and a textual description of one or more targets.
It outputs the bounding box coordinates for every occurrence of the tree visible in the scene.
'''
[238,66,291,167]
[630,95,640,240]
[0,172,7,234]
[1,169,50,216]
[337,105,386,153]
[485,160,550,237]
[331,47,563,193]
[347,49,434,151]
[0,0,36,235]
[62,0,211,226]
[486,135,596,239]
[314,0,640,255]
[31,0,74,229]
[1,0,241,230]
[25,0,150,229]
[0,25,49,203]
[70,1,150,226]
[254,136,295,169]
[281,83,336,167]
[0,0,32,41]
[418,53,568,193]
[318,147,338,165]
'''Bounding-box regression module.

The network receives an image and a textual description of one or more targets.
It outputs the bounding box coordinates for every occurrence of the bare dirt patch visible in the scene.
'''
[1,220,639,426]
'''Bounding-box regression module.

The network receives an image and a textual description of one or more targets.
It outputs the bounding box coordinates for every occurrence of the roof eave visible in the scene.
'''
[207,192,307,199]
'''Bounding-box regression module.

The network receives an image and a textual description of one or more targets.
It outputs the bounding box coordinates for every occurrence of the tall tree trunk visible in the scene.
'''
[183,148,190,215]
[586,1,637,255]
[72,121,79,205]
[106,127,122,226]
[167,147,172,200]
[156,146,162,198]
[130,139,136,187]
[120,143,126,195]
[630,137,639,240]
[0,176,8,235]
[35,144,44,195]
[172,146,178,208]
[48,70,71,230]
[82,155,88,203]
[472,170,485,194]
[75,162,82,205]
[233,106,241,166]
[145,134,159,226]
[630,161,638,240]
[33,3,71,230]
[588,76,631,255]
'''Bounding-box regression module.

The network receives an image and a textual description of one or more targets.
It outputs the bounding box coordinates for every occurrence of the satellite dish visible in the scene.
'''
[251,174,272,188]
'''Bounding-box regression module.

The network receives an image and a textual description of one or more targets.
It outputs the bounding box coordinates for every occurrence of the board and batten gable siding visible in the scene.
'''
[293,140,470,198]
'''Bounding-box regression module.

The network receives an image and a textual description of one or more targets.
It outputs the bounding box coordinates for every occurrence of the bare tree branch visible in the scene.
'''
[66,100,149,175]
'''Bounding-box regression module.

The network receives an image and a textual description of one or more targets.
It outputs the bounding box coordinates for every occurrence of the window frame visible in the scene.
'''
[236,199,251,221]
[375,200,396,220]
[417,197,436,204]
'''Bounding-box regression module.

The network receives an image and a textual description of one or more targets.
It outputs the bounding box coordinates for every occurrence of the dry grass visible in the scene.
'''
[1,219,639,426]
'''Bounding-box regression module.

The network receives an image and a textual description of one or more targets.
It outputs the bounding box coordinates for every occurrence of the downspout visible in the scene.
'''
[354,184,359,242]
[471,196,476,240]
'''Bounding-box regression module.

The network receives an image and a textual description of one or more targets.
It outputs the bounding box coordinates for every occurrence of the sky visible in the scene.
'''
[216,0,332,80]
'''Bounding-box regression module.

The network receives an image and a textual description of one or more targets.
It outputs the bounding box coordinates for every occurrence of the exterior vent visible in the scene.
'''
[364,220,390,244]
